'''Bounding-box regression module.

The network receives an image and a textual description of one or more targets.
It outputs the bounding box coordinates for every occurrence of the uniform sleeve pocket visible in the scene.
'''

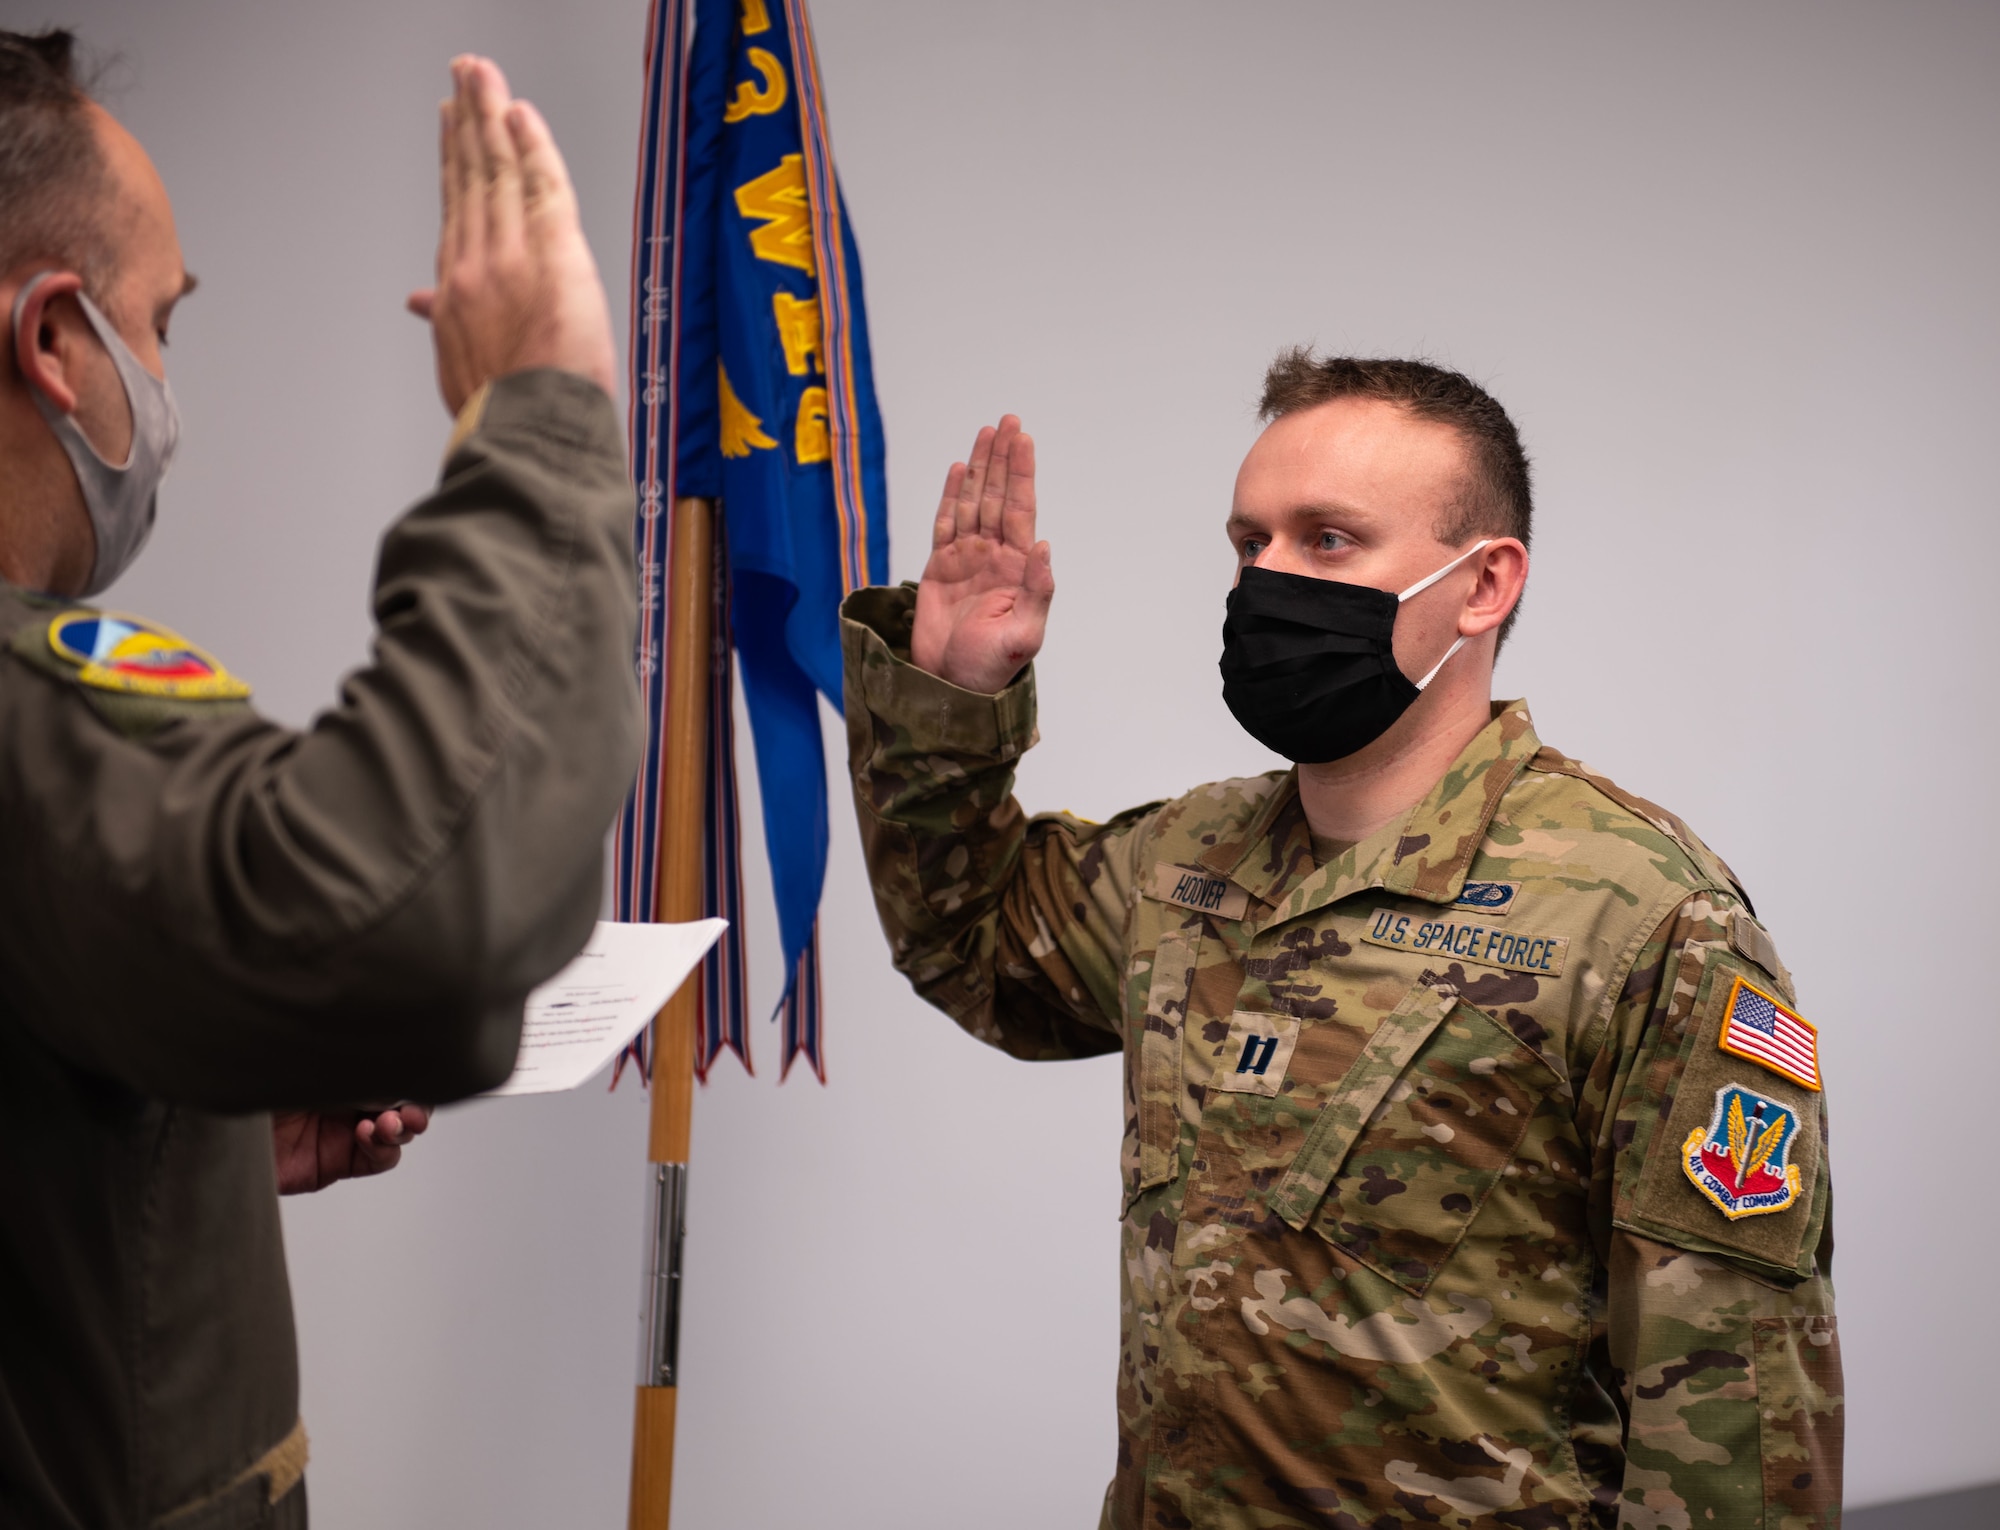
[1754,1314,1843,1522]
[1270,980,1560,1296]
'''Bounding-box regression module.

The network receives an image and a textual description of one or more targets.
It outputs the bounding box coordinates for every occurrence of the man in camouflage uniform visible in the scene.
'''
[840,354,1840,1528]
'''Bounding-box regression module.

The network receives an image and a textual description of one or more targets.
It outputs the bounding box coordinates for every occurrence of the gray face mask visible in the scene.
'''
[10,270,180,596]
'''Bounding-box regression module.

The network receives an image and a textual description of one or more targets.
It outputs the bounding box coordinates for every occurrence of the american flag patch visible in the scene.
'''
[1717,976,1821,1092]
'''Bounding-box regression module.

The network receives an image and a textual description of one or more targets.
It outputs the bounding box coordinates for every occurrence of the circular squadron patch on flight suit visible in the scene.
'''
[47,609,250,701]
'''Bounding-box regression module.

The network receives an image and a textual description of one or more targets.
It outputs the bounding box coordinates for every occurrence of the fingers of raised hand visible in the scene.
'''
[956,425,996,538]
[508,99,576,224]
[436,101,456,270]
[470,62,526,249]
[934,460,967,549]
[449,60,489,258]
[1000,428,1036,549]
[978,416,1020,539]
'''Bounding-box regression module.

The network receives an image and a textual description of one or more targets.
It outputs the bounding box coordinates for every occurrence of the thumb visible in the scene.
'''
[406,289,436,319]
[1024,540,1056,602]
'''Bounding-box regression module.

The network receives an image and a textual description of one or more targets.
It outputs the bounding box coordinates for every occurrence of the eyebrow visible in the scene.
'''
[1229,501,1369,534]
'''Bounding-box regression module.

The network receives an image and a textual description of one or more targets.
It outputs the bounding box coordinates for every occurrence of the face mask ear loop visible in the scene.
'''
[1396,538,1493,603]
[1399,539,1490,692]
[1413,635,1466,691]
[10,272,146,472]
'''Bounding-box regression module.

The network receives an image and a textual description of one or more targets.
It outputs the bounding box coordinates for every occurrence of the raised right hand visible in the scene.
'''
[911,415,1055,694]
[406,56,618,414]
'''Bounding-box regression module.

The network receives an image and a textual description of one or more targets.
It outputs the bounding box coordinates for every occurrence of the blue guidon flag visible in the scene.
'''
[614,0,888,1083]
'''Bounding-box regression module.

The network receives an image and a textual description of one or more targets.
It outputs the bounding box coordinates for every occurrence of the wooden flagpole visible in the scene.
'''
[628,495,713,1530]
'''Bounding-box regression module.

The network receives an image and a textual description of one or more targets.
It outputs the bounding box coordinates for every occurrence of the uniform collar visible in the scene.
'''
[1202,700,1542,928]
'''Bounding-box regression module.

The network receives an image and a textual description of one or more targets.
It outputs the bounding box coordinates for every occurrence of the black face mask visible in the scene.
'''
[1218,542,1489,764]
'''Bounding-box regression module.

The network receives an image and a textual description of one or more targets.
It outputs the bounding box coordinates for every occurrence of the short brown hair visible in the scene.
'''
[1259,349,1532,645]
[0,29,112,298]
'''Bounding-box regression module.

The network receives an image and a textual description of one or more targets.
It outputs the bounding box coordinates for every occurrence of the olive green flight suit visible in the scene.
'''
[0,370,642,1529]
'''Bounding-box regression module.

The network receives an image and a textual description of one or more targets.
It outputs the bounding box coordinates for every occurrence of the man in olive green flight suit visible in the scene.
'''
[0,37,637,1530]
[841,357,1841,1527]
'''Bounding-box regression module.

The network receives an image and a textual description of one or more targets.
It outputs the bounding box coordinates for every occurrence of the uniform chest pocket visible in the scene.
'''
[1121,923,1202,1206]
[1266,980,1561,1296]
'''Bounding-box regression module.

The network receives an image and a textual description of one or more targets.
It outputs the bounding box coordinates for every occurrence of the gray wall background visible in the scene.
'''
[9,0,1996,1522]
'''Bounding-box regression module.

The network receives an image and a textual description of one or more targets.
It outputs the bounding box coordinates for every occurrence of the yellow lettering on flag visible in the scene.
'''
[734,156,817,277]
[719,363,776,458]
[739,0,771,35]
[795,387,831,464]
[771,291,824,377]
[724,48,787,124]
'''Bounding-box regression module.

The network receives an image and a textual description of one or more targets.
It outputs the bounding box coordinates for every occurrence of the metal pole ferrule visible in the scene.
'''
[637,1161,688,1387]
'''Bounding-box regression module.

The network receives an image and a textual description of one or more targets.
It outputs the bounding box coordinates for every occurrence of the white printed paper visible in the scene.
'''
[487,919,728,1096]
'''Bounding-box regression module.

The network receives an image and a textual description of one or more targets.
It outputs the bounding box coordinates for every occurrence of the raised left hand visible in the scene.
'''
[273,1104,432,1195]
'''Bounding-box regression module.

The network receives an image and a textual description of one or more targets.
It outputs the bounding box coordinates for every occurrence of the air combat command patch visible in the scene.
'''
[1682,1082,1803,1220]
[48,610,250,701]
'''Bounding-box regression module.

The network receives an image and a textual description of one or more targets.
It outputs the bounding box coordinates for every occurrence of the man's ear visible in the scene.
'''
[11,271,88,416]
[1460,538,1529,638]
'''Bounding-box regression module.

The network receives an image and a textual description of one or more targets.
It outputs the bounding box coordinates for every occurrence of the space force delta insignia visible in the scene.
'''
[1452,879,1520,916]
[1682,1082,1803,1219]
[48,610,250,701]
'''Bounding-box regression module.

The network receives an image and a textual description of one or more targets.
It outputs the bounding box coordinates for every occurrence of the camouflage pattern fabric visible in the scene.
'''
[841,585,1841,1530]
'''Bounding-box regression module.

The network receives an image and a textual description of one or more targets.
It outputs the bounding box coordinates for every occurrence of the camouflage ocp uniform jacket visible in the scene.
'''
[841,586,1841,1530]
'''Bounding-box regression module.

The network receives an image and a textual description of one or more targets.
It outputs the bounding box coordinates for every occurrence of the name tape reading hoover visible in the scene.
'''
[1150,865,1250,922]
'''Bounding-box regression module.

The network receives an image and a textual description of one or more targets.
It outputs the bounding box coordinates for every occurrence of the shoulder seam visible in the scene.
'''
[1525,746,1748,905]
[1574,882,1699,1082]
